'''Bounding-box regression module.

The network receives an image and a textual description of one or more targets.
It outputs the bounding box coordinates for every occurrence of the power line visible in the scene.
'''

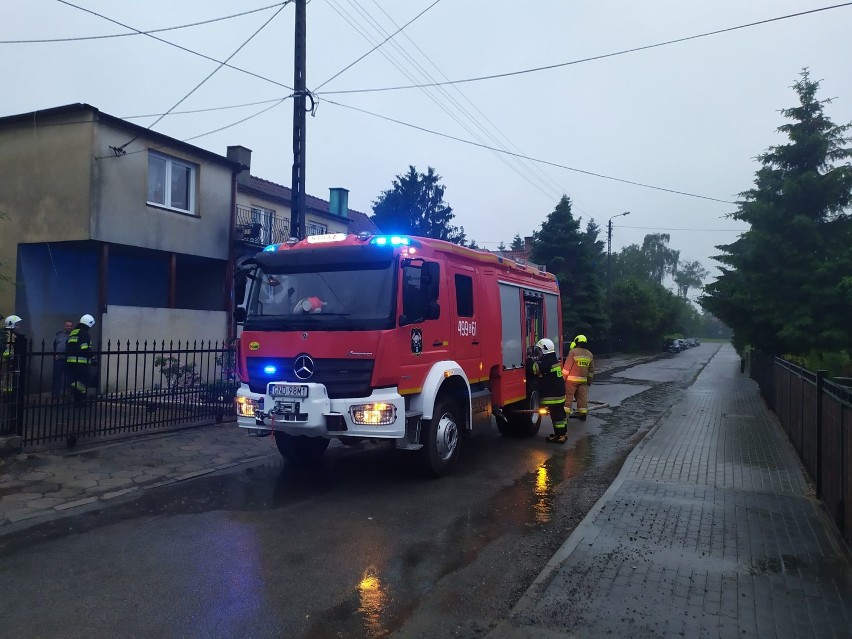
[112,2,291,151]
[1,2,290,43]
[314,0,444,92]
[323,98,735,204]
[365,0,567,203]
[95,97,291,160]
[315,2,852,95]
[121,98,287,119]
[324,0,562,204]
[55,1,295,93]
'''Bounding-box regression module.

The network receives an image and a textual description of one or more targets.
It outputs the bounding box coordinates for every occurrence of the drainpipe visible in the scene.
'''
[225,170,238,342]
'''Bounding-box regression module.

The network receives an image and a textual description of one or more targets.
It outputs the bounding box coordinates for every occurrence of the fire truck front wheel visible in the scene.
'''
[274,432,330,466]
[420,396,461,477]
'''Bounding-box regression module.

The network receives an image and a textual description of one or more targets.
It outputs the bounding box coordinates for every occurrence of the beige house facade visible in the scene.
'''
[0,104,380,352]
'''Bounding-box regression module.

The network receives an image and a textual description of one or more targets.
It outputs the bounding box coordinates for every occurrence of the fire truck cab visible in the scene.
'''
[234,232,561,476]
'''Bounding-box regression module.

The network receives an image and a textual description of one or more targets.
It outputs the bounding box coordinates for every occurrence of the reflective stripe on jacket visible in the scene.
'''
[562,346,595,383]
[66,326,92,365]
[532,352,565,400]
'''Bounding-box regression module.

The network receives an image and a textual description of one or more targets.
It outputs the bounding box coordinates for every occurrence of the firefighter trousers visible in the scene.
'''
[541,395,567,434]
[565,381,589,415]
[67,363,89,405]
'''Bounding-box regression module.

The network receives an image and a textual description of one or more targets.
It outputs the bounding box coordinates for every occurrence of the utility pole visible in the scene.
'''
[607,211,630,356]
[290,0,307,240]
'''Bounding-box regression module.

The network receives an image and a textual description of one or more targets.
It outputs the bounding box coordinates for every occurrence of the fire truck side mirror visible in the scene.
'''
[234,306,247,324]
[426,301,440,320]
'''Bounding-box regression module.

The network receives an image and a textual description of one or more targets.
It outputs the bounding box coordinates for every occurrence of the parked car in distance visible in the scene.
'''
[664,338,683,353]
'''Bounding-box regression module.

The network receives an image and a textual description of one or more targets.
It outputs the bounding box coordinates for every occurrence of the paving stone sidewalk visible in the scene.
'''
[490,344,852,638]
[0,424,278,533]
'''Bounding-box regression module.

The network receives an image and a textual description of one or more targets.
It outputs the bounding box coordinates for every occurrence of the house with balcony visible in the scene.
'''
[0,104,380,352]
[0,103,239,350]
[225,145,379,271]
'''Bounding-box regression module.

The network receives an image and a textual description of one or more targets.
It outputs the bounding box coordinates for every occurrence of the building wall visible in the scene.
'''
[99,305,228,394]
[102,305,227,345]
[17,242,100,348]
[0,112,97,314]
[92,122,234,260]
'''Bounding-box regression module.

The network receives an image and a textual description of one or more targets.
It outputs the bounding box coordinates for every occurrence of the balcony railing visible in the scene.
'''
[235,205,290,245]
[234,206,329,245]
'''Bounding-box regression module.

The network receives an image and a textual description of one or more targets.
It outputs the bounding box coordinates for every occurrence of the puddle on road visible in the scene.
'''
[9,435,599,639]
[302,444,592,639]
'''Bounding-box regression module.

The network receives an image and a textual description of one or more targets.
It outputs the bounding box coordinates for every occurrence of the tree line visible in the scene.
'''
[370,169,716,353]
[369,68,850,367]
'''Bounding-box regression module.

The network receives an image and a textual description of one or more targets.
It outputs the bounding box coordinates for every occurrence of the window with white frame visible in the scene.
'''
[147,151,196,214]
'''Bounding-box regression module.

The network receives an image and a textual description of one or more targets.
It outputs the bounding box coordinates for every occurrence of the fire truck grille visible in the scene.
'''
[247,357,375,399]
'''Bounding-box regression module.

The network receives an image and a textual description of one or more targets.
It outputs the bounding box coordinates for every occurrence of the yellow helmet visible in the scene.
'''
[574,334,588,344]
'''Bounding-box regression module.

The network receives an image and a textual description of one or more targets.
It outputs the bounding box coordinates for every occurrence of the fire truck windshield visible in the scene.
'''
[244,251,396,331]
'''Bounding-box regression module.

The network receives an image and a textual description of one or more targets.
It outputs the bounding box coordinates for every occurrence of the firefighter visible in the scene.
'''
[66,313,96,407]
[2,315,24,396]
[531,337,568,444]
[563,334,595,420]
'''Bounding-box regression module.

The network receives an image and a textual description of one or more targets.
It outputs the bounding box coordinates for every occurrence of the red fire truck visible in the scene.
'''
[234,232,562,476]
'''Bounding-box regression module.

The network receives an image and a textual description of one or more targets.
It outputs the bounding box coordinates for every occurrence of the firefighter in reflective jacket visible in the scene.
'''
[66,314,95,405]
[563,334,595,420]
[2,315,23,396]
[531,338,569,444]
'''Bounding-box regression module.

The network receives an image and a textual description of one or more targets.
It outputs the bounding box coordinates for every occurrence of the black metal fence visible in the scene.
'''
[2,339,238,449]
[750,350,852,544]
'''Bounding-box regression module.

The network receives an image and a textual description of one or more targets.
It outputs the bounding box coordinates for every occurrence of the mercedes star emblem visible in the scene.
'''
[294,354,315,380]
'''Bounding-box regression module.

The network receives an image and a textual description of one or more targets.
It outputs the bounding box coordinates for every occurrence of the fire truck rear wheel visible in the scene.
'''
[274,432,330,466]
[498,390,542,438]
[420,396,461,477]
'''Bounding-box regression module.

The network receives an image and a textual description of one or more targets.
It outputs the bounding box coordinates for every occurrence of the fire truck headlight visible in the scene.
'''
[236,396,263,418]
[350,403,397,425]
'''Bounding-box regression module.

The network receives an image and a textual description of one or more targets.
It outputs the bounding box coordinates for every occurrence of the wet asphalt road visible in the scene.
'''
[0,345,717,638]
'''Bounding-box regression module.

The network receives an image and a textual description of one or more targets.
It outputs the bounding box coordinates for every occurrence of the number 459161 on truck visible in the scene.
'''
[233,232,562,477]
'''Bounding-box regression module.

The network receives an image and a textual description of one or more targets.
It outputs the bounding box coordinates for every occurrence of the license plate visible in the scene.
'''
[269,384,308,398]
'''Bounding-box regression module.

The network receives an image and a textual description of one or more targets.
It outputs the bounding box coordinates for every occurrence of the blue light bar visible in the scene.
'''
[264,365,277,375]
[370,235,411,247]
[262,244,278,252]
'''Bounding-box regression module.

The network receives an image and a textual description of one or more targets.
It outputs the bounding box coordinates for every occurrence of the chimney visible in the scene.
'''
[227,145,252,186]
[329,187,349,218]
[524,236,533,252]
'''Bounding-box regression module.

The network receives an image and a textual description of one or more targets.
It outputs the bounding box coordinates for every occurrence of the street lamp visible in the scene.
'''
[607,211,631,356]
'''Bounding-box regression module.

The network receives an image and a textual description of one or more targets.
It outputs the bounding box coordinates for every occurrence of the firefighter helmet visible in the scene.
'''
[4,315,21,330]
[80,314,96,328]
[535,338,556,356]
[574,334,588,344]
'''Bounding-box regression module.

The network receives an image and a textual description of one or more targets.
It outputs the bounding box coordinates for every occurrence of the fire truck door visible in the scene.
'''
[398,259,448,394]
[449,265,482,382]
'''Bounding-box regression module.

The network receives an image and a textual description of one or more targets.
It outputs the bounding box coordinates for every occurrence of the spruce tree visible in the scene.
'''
[703,70,852,354]
[531,196,608,342]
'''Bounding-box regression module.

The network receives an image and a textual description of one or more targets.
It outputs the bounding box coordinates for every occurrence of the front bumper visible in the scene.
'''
[235,383,407,439]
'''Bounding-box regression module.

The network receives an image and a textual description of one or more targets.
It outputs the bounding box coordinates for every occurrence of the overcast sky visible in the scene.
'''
[4,0,851,291]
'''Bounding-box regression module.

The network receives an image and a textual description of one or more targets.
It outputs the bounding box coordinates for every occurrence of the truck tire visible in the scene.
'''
[274,432,329,466]
[498,389,542,438]
[419,396,461,477]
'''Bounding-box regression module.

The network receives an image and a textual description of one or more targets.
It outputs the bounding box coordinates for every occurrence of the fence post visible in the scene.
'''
[815,369,826,499]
